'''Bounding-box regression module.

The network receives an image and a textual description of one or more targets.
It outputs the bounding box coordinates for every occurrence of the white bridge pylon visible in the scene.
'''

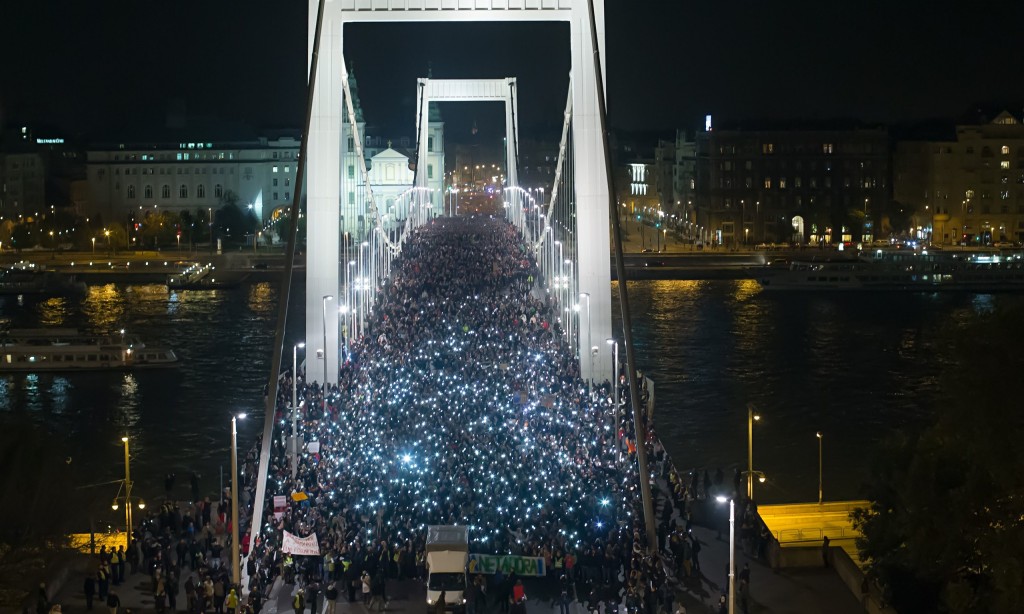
[414,78,519,200]
[304,0,611,387]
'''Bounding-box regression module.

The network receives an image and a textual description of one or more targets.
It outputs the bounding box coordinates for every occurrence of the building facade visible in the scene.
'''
[1,126,84,218]
[893,110,1024,245]
[85,77,444,242]
[696,125,890,246]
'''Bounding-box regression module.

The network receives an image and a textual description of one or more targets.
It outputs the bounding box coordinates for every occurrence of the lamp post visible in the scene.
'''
[112,436,146,549]
[121,436,133,540]
[230,413,246,589]
[321,295,333,414]
[817,432,823,504]
[580,292,592,391]
[716,496,736,614]
[747,404,760,501]
[607,338,619,459]
[292,343,305,479]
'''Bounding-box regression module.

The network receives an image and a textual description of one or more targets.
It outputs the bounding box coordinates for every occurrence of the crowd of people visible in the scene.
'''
[240,216,676,612]
[59,497,261,614]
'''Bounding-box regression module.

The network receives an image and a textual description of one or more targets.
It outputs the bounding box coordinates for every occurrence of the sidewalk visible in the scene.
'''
[650,468,863,614]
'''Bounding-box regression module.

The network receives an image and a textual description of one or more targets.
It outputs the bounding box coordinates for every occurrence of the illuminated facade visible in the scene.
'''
[696,125,889,246]
[86,135,301,226]
[893,110,1024,244]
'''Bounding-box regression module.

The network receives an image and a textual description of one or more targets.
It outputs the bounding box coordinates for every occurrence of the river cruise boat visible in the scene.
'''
[0,328,178,371]
[752,248,1024,291]
[0,262,88,296]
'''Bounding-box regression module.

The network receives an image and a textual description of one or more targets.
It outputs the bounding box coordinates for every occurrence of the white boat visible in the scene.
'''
[751,248,1024,291]
[0,328,178,371]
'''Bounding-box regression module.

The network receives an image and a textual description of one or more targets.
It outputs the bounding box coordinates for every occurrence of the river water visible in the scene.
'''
[0,279,1010,518]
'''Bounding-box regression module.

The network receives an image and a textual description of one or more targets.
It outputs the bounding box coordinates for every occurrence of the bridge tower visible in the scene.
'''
[305,0,611,385]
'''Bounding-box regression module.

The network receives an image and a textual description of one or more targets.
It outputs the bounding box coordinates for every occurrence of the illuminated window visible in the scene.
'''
[1002,145,1010,155]
[763,177,772,189]
[179,185,188,198]
[779,177,787,189]
[272,166,279,173]
[1001,190,1010,199]
[762,143,774,154]
[823,143,834,154]
[162,185,171,199]
[966,189,975,199]
[1001,160,1010,169]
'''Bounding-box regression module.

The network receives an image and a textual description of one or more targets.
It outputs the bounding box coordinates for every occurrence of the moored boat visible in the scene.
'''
[0,262,88,296]
[0,328,178,371]
[751,248,1024,291]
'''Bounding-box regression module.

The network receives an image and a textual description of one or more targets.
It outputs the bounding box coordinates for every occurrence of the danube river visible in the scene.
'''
[0,280,1011,521]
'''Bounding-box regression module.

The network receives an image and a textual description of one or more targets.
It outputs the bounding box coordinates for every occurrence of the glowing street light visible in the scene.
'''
[230,413,246,587]
[716,495,736,614]
[292,343,306,478]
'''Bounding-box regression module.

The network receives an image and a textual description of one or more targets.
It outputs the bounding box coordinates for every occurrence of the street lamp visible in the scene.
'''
[606,338,620,459]
[817,432,823,504]
[579,292,592,391]
[230,413,246,588]
[321,295,333,413]
[292,343,305,478]
[92,237,96,253]
[112,436,145,549]
[747,404,761,501]
[716,496,736,614]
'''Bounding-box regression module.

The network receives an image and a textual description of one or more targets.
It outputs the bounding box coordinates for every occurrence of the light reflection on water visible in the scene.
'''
[0,281,299,508]
[615,280,1022,502]
[0,279,1018,508]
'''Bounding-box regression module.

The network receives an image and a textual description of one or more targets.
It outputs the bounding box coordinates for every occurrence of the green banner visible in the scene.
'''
[467,553,546,577]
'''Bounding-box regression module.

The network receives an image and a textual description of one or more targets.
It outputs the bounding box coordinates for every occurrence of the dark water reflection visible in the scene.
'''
[0,279,1013,516]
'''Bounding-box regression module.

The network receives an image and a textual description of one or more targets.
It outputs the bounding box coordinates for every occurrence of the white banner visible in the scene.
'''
[282,530,321,556]
[273,495,288,520]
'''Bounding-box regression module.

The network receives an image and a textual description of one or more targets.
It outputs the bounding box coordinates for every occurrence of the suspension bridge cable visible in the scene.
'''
[585,0,659,554]
[249,0,328,564]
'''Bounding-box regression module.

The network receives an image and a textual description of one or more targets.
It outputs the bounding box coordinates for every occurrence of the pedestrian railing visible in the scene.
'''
[774,526,856,543]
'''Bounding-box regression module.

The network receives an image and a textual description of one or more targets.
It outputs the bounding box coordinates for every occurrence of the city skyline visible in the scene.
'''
[4,1,1024,140]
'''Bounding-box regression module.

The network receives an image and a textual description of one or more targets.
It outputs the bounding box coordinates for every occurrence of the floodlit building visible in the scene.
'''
[893,109,1024,245]
[85,71,444,242]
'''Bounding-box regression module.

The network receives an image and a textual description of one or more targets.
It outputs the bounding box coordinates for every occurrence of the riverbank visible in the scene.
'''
[0,250,768,283]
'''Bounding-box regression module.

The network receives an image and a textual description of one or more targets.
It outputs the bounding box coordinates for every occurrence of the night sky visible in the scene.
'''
[4,1,1024,142]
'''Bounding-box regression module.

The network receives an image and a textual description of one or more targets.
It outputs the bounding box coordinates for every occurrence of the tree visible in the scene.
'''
[0,419,89,609]
[853,307,1024,613]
